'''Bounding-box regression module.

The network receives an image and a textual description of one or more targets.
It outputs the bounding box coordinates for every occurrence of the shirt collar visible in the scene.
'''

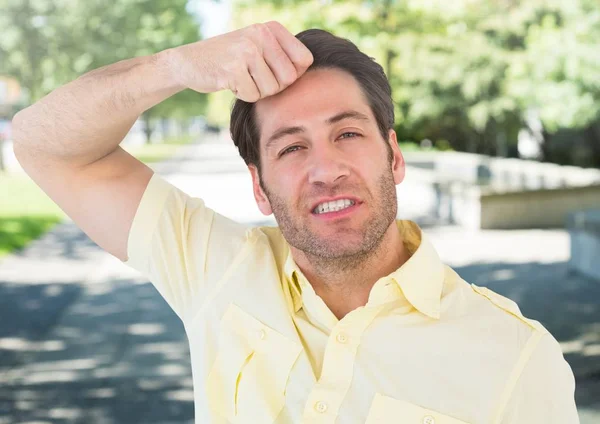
[283,220,444,319]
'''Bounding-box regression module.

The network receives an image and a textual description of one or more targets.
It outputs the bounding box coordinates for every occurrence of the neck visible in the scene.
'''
[290,221,410,320]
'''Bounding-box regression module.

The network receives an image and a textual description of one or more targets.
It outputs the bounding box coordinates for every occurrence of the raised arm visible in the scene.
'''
[11,21,313,262]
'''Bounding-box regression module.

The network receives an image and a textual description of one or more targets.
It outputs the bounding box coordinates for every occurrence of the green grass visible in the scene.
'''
[123,135,195,164]
[0,135,195,259]
[0,172,66,259]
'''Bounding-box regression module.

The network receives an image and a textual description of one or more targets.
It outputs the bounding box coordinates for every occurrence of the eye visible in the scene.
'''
[338,132,361,139]
[280,145,302,156]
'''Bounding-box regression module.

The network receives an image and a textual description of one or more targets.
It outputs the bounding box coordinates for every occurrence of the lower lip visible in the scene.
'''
[311,203,361,221]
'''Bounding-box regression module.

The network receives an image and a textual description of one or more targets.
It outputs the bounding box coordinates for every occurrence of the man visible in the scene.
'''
[12,21,578,423]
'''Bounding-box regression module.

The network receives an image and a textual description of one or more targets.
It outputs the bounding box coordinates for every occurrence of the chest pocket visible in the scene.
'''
[206,303,302,423]
[365,394,471,424]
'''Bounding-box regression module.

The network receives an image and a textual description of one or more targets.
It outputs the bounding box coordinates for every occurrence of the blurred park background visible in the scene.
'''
[1,0,600,422]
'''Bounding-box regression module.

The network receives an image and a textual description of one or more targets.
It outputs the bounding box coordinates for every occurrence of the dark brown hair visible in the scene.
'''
[229,28,395,174]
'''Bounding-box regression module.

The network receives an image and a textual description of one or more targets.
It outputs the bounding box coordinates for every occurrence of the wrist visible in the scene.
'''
[153,48,187,93]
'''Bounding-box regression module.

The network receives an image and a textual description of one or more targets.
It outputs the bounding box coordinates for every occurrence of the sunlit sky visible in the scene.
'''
[189,0,232,38]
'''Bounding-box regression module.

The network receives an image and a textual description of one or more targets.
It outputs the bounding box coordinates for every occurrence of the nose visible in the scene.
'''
[307,142,350,186]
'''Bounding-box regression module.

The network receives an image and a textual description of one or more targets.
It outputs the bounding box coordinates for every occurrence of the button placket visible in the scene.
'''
[314,401,328,413]
[423,415,436,424]
[335,332,348,344]
[302,305,387,423]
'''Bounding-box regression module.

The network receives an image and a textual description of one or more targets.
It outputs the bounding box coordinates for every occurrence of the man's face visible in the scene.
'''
[250,68,405,259]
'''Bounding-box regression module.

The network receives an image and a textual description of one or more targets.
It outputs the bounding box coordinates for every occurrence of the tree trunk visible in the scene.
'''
[385,49,397,87]
[496,130,508,157]
[467,136,477,153]
[584,121,600,168]
[141,111,154,144]
[379,0,395,91]
[540,129,552,163]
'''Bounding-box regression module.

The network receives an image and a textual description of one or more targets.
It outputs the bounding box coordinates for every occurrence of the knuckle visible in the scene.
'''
[258,23,278,46]
[248,22,279,50]
[265,21,284,32]
[250,22,269,39]
[280,67,297,87]
[248,22,264,33]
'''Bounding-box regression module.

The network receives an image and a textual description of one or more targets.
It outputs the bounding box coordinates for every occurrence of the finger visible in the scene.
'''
[261,38,298,90]
[265,21,314,76]
[248,56,280,98]
[231,67,261,102]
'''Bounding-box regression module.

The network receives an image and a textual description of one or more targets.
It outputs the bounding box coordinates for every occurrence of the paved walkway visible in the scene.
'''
[0,138,598,423]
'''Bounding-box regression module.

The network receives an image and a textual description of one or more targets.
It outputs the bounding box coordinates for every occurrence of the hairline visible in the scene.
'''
[254,66,392,174]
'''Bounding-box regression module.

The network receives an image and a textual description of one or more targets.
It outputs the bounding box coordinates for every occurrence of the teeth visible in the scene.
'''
[314,199,355,214]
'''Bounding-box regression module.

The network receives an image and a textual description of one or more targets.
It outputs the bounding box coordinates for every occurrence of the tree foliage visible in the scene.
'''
[0,0,206,126]
[3,0,599,163]
[230,0,600,165]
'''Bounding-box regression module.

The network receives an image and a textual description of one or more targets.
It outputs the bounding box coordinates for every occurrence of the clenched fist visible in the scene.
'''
[166,21,314,102]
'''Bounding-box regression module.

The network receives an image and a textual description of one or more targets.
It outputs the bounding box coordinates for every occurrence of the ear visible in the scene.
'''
[388,130,406,185]
[248,164,273,215]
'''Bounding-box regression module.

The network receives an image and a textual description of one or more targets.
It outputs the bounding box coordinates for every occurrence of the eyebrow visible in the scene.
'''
[265,110,370,152]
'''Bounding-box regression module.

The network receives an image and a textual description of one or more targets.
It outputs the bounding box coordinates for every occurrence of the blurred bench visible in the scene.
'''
[567,209,600,280]
[404,151,600,230]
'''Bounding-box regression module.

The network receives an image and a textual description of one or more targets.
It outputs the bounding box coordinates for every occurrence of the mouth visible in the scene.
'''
[311,198,362,220]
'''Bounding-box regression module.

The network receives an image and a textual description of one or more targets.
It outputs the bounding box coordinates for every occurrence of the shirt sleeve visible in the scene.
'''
[500,331,579,423]
[122,172,250,321]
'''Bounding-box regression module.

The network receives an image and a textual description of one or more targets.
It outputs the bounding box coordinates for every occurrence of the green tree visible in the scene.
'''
[0,0,206,143]
[0,0,66,102]
[230,0,600,165]
[505,0,600,164]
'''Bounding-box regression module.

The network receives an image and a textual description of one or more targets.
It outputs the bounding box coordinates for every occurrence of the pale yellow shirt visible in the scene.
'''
[123,173,579,424]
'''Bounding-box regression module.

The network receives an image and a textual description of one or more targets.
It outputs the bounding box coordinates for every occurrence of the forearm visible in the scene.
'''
[12,49,183,166]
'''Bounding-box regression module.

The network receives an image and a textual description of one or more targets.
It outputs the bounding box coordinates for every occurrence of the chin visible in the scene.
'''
[315,237,366,257]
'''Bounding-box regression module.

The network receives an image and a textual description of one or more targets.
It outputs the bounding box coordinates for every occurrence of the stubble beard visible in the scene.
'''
[262,169,398,273]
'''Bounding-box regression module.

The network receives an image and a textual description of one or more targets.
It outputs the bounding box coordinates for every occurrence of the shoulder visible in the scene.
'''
[442,267,546,334]
[467,284,566,374]
[468,285,569,376]
[469,283,548,335]
[463,282,576,417]
[442,269,549,358]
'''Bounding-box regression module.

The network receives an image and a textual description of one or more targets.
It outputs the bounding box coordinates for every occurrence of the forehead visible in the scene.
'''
[254,68,373,143]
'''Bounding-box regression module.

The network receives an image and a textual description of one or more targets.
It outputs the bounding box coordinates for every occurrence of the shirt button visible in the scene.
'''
[257,329,266,340]
[336,332,348,344]
[314,401,328,413]
[423,415,435,424]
